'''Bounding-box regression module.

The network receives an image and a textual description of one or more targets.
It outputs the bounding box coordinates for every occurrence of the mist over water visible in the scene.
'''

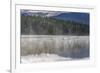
[21,35,89,59]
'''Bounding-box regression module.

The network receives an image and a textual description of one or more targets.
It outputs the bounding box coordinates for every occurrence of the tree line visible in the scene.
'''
[21,15,89,35]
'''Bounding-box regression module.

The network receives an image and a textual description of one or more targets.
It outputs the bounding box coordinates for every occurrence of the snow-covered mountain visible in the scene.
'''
[21,10,62,17]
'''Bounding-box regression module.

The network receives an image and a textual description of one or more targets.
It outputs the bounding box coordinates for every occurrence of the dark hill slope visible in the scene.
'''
[21,15,89,35]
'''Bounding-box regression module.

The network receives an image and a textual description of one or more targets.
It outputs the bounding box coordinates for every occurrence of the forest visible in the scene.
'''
[21,15,89,35]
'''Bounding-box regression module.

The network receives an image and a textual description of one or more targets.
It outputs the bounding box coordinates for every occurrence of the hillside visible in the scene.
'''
[21,15,89,35]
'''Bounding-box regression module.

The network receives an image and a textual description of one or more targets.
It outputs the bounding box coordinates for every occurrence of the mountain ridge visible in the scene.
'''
[21,10,89,25]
